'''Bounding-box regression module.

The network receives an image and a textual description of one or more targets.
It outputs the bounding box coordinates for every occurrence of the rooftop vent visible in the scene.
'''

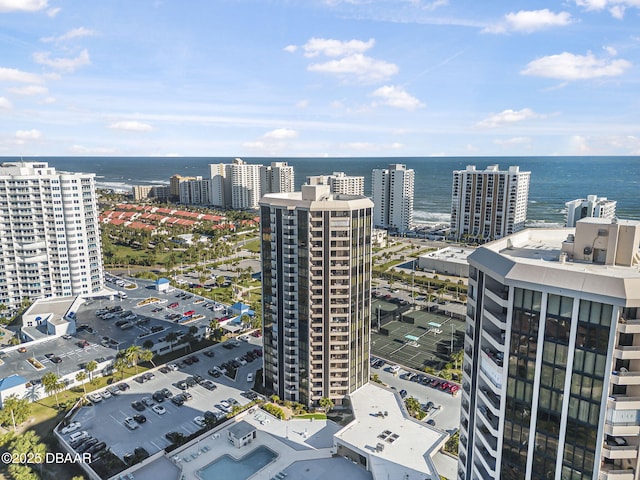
[584,247,593,255]
[597,229,608,236]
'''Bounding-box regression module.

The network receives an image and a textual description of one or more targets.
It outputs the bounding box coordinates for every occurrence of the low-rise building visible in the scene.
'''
[418,246,475,278]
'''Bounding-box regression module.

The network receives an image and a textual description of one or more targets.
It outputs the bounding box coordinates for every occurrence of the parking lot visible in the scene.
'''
[63,338,263,460]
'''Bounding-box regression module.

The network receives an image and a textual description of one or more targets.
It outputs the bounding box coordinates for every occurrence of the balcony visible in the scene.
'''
[618,318,640,335]
[599,468,636,480]
[614,347,640,361]
[608,396,640,410]
[605,423,640,436]
[602,445,639,460]
[611,370,640,386]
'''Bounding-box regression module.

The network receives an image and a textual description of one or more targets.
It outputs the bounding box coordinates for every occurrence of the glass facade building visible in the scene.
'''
[459,218,640,480]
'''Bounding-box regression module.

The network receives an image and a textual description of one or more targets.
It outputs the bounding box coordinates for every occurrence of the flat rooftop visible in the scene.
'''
[334,382,448,480]
[420,246,475,264]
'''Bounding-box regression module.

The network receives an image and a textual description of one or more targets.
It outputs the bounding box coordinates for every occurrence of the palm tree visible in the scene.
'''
[208,319,222,341]
[114,356,128,380]
[75,371,88,394]
[85,361,98,383]
[124,345,143,373]
[42,372,63,408]
[139,348,155,368]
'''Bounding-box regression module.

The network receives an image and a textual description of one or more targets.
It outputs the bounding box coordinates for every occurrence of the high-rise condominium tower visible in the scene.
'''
[372,163,414,233]
[0,162,103,313]
[260,184,373,408]
[459,218,640,480]
[261,162,295,195]
[565,194,617,227]
[307,172,365,196]
[450,165,530,242]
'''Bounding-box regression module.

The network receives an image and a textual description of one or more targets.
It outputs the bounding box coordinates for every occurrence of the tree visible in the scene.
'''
[319,397,334,412]
[85,360,98,384]
[75,371,88,394]
[404,396,425,420]
[112,356,128,380]
[41,372,63,408]
[142,339,154,350]
[208,319,222,341]
[139,348,155,368]
[124,346,143,373]
[451,350,464,370]
[0,395,30,430]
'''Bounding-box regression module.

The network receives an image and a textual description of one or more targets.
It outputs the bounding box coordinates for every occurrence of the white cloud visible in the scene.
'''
[0,0,47,13]
[46,6,60,16]
[573,0,640,18]
[371,85,424,110]
[521,52,631,80]
[108,121,153,132]
[296,99,309,108]
[70,145,116,154]
[494,137,532,146]
[41,27,96,43]
[485,9,573,33]
[308,54,398,83]
[477,108,543,128]
[283,45,297,53]
[0,97,12,109]
[603,45,618,56]
[40,96,56,104]
[15,129,42,140]
[0,67,43,84]
[7,85,48,96]
[302,37,374,58]
[263,128,298,140]
[33,49,90,73]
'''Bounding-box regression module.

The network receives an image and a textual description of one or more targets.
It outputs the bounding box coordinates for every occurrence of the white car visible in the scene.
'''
[123,417,139,430]
[60,421,81,434]
[151,405,166,415]
[167,363,179,371]
[193,416,206,427]
[100,390,112,400]
[246,373,254,383]
[88,393,102,403]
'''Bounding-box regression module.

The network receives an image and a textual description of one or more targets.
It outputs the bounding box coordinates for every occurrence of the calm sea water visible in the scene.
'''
[5,156,639,225]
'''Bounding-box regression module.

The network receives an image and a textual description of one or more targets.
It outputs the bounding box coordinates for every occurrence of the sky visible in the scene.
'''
[0,0,639,157]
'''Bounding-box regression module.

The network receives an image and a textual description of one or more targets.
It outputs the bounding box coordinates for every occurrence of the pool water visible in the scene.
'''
[198,446,278,480]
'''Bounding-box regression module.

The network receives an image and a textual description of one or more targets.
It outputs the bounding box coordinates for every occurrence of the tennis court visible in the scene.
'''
[371,307,466,371]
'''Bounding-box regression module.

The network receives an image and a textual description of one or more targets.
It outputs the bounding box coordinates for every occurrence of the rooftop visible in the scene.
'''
[420,246,475,264]
[334,382,448,480]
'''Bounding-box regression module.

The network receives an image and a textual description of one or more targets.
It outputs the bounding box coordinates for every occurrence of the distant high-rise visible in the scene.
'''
[178,176,214,205]
[450,164,530,242]
[261,162,295,194]
[372,164,414,233]
[459,218,640,480]
[260,184,373,408]
[169,174,196,201]
[306,172,365,196]
[0,162,104,314]
[565,194,616,227]
[206,158,263,210]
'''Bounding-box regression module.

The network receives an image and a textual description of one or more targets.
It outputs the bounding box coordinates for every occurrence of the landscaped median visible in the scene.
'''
[137,297,161,307]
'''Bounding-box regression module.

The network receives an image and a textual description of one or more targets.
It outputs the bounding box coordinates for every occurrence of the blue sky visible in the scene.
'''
[0,0,639,157]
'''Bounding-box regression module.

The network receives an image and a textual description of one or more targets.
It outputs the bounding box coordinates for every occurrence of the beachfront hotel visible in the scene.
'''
[450,164,530,243]
[0,162,104,314]
[566,194,617,227]
[459,217,640,480]
[259,183,373,408]
[372,163,414,234]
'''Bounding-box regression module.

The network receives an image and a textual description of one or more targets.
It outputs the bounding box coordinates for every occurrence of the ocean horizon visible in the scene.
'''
[3,155,639,226]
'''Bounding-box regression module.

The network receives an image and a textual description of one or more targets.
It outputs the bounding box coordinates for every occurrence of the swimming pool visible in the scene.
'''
[197,446,278,480]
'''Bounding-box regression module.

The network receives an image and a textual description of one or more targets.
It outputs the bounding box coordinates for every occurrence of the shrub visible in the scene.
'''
[263,403,285,419]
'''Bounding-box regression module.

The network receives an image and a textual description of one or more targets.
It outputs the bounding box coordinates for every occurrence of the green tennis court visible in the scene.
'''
[371,307,466,371]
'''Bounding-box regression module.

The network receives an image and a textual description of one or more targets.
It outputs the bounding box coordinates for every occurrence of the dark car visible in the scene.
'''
[50,356,62,364]
[399,389,408,398]
[77,438,99,453]
[171,396,184,406]
[185,377,197,387]
[188,355,199,363]
[87,442,107,454]
[135,376,148,384]
[174,381,188,391]
[208,368,221,378]
[152,391,165,403]
[159,366,170,374]
[131,401,145,412]
[192,374,204,384]
[203,350,215,358]
[117,382,130,391]
[183,357,194,366]
[161,388,173,398]
[133,414,147,424]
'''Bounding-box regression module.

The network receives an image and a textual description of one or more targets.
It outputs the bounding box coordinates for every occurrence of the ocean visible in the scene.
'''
[4,156,639,226]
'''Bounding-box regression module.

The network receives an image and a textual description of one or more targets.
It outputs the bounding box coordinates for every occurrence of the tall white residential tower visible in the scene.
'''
[372,164,414,233]
[450,164,530,242]
[260,162,295,195]
[459,218,640,480]
[565,194,617,227]
[0,162,104,314]
[260,184,373,408]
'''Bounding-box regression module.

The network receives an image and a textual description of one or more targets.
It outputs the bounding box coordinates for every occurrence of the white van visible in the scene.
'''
[118,291,128,299]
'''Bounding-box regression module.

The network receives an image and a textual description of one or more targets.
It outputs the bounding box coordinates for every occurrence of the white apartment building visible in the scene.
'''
[260,184,373,408]
[450,164,530,243]
[566,194,617,227]
[0,162,103,314]
[460,218,640,480]
[206,158,263,210]
[372,164,414,233]
[260,162,295,194]
[178,176,214,205]
[307,172,365,196]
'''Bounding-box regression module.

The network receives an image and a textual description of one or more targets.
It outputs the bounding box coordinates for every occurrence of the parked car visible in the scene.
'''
[88,393,102,403]
[124,417,139,430]
[141,397,155,407]
[131,401,145,412]
[69,430,89,443]
[161,388,173,398]
[193,416,206,428]
[152,391,165,403]
[201,380,217,391]
[152,405,166,415]
[60,422,81,435]
[100,390,112,400]
[247,373,254,383]
[133,414,147,424]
